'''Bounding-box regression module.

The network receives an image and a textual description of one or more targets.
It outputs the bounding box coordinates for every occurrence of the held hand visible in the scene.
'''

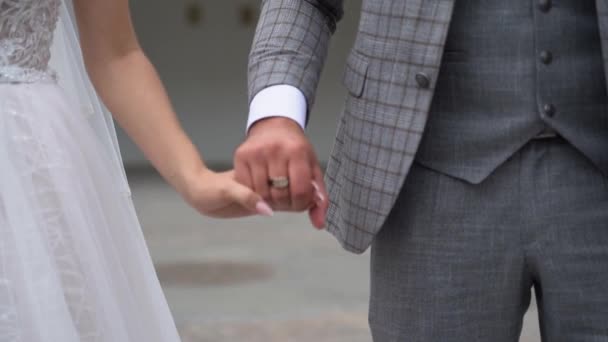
[234,117,329,229]
[182,169,274,218]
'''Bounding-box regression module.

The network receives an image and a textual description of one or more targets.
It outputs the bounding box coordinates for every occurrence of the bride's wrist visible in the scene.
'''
[174,164,210,200]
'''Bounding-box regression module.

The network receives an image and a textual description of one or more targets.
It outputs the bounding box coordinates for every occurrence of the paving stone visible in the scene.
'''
[156,261,275,287]
[180,312,370,342]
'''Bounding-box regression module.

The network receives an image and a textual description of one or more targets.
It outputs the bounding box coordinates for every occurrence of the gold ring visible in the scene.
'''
[269,177,289,189]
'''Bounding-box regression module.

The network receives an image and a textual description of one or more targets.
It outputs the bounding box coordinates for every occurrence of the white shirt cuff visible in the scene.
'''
[247,85,307,131]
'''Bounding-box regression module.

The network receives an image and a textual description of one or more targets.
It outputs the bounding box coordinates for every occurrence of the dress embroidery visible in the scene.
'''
[0,0,60,83]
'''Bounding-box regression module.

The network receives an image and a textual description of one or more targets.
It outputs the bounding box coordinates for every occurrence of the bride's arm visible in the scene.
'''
[71,0,272,218]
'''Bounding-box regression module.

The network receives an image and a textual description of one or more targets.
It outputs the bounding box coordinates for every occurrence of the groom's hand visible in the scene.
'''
[234,117,329,229]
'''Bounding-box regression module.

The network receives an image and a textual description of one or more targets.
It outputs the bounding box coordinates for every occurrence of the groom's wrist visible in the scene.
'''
[248,116,305,137]
[247,85,308,132]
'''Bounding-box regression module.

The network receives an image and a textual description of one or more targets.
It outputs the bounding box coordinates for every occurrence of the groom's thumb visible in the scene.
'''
[229,182,274,217]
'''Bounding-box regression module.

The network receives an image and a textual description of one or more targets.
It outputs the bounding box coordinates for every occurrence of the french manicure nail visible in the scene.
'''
[256,201,274,217]
[315,192,325,203]
[312,181,325,202]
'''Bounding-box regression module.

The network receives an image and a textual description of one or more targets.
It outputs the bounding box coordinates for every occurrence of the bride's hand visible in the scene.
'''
[181,169,274,218]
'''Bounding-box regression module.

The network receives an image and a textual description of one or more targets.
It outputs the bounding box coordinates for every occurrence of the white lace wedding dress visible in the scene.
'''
[0,1,182,341]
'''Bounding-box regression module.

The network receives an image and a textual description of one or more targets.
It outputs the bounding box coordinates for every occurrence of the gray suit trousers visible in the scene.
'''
[370,139,608,341]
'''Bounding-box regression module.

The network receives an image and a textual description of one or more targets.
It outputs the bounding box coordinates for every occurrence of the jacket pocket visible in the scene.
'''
[342,51,370,98]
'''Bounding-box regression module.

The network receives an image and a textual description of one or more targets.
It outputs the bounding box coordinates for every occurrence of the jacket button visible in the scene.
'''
[415,72,431,89]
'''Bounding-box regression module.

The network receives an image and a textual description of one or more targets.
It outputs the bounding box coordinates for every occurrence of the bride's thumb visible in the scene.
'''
[229,183,274,217]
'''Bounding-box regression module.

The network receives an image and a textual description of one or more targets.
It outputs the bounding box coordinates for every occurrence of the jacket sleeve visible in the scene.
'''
[248,0,345,111]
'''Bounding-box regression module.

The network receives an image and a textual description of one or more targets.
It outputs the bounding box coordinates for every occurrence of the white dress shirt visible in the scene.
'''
[247,85,307,131]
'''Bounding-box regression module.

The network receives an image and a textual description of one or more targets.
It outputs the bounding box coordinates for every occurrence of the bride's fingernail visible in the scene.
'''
[256,201,274,217]
[311,182,325,203]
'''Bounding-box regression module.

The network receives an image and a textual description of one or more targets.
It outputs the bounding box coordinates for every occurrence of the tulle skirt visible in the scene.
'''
[0,83,181,341]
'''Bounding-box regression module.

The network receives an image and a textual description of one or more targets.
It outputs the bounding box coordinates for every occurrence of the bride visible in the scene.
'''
[0,0,275,340]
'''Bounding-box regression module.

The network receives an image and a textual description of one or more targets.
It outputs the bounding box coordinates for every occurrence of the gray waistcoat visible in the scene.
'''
[415,0,608,184]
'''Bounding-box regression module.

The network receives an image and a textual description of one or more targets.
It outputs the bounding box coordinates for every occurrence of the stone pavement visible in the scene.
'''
[129,171,541,342]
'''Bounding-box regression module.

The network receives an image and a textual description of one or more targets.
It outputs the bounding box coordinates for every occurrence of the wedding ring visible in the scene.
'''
[269,177,290,189]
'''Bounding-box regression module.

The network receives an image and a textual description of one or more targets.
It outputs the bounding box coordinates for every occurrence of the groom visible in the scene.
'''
[235,0,608,340]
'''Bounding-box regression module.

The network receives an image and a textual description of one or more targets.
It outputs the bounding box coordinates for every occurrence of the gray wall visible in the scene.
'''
[119,0,361,167]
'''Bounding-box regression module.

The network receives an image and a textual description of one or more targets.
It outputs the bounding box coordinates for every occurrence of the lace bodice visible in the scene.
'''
[0,0,60,83]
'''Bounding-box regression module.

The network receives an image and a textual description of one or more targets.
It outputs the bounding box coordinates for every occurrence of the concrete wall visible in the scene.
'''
[119,0,361,167]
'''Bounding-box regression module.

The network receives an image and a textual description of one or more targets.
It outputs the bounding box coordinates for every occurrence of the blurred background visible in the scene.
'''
[121,0,356,167]
[122,1,542,341]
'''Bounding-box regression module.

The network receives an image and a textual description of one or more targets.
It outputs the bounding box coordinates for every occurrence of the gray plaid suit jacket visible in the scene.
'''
[248,0,608,254]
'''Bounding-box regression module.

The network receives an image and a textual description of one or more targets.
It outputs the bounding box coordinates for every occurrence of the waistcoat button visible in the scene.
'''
[543,103,556,117]
[538,0,552,12]
[540,50,553,64]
